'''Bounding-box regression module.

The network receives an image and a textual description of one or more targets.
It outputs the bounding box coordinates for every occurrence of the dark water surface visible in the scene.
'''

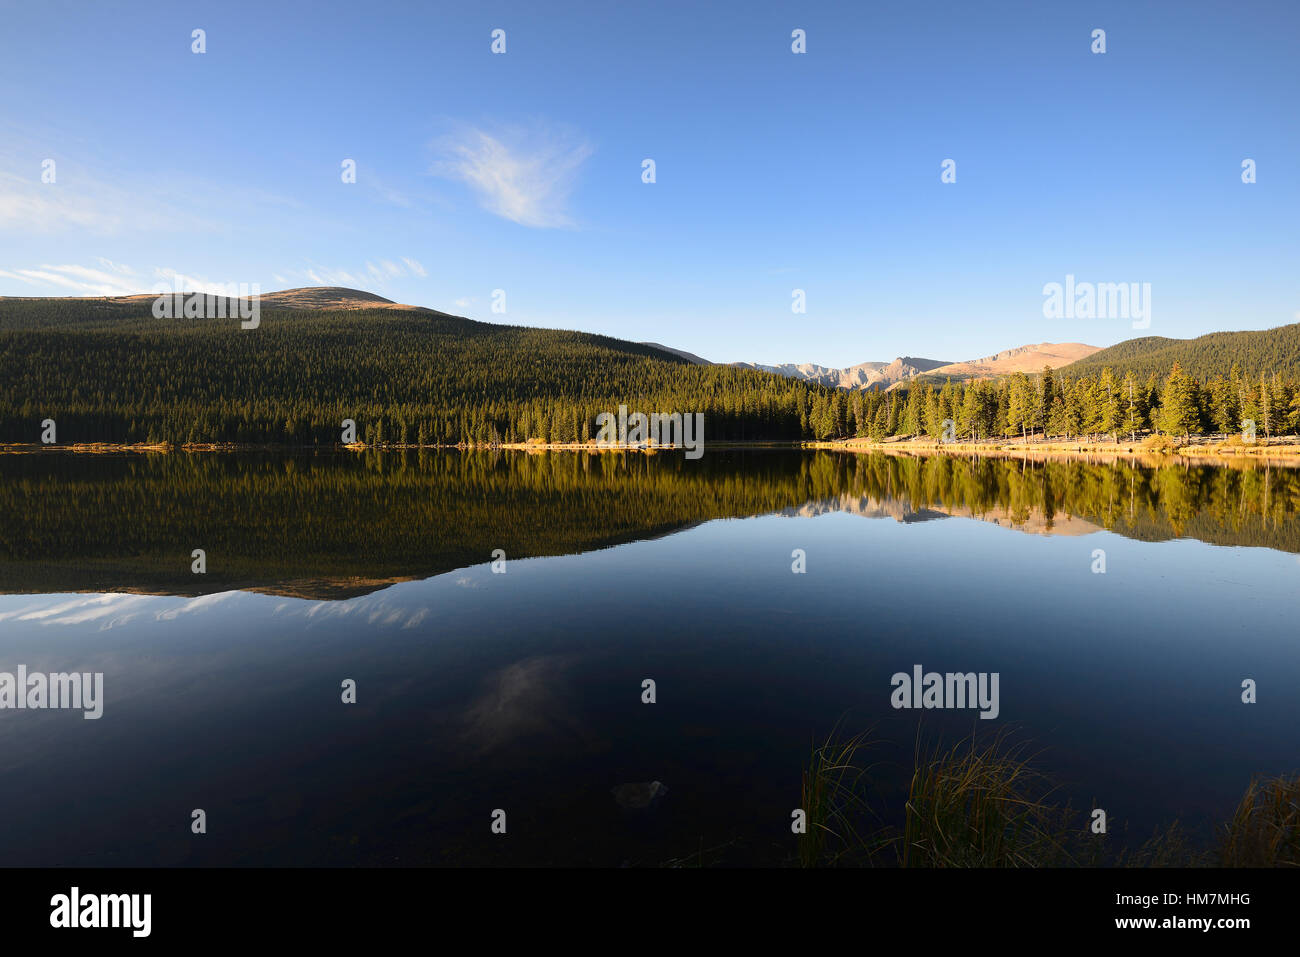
[0,449,1297,865]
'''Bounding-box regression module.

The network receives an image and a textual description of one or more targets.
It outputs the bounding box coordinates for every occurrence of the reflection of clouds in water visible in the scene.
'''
[154,591,237,620]
[460,655,595,755]
[0,591,244,631]
[402,608,429,629]
[0,582,438,634]
[454,577,479,588]
[0,593,151,628]
[297,592,433,630]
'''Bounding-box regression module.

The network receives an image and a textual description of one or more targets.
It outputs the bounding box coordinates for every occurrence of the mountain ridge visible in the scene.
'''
[732,343,1102,391]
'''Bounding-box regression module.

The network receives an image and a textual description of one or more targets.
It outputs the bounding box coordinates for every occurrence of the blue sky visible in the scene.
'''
[0,0,1296,366]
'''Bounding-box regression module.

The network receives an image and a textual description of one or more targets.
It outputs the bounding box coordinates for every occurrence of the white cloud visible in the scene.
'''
[95,257,136,275]
[151,267,255,297]
[364,260,404,283]
[0,257,426,298]
[305,266,362,287]
[0,171,127,233]
[292,256,426,290]
[0,264,140,296]
[431,123,592,228]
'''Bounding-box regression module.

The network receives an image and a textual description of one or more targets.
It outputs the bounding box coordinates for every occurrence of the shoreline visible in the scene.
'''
[4,436,1300,465]
[795,436,1300,468]
[804,436,1300,466]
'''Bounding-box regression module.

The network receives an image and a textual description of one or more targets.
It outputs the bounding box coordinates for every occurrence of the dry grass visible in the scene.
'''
[1141,433,1177,453]
[1219,775,1300,867]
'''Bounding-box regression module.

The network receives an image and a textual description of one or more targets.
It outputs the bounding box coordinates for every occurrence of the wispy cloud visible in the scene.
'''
[0,257,429,297]
[0,262,261,297]
[151,267,252,297]
[431,123,592,229]
[0,263,140,296]
[0,165,209,236]
[0,135,300,238]
[95,257,135,275]
[293,257,426,290]
[365,173,412,208]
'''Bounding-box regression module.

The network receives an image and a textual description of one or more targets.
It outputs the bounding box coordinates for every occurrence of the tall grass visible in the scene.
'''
[1219,774,1300,867]
[797,726,1300,868]
[798,725,890,867]
[900,730,1074,867]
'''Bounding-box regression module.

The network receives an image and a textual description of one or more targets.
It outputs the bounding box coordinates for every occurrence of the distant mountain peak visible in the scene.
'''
[730,356,949,391]
[729,342,1099,391]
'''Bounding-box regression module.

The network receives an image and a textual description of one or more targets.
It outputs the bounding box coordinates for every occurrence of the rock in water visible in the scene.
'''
[611,781,669,811]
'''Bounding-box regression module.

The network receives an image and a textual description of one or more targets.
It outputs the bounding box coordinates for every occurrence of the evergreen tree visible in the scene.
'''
[1156,363,1199,441]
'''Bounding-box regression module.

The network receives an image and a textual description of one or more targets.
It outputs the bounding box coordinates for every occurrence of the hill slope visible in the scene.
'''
[1065,324,1300,382]
[0,289,836,445]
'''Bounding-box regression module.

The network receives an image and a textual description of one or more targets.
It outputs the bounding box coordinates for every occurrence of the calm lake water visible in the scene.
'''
[0,449,1297,865]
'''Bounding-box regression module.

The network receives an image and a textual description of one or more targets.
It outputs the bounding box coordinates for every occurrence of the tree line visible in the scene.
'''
[0,307,835,445]
[813,363,1300,443]
[2,302,1298,445]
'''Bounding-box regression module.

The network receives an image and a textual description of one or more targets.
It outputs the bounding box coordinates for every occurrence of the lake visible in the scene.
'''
[0,449,1297,865]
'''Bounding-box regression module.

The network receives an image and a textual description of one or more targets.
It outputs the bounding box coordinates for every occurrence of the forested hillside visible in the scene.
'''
[4,296,1299,446]
[1067,323,1300,382]
[838,362,1300,443]
[0,297,839,444]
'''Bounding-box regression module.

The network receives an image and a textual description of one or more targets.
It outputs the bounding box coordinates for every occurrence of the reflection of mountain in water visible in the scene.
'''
[784,494,1103,536]
[781,496,951,523]
[0,449,1297,599]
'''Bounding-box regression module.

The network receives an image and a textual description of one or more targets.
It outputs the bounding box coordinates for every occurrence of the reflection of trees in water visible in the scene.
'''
[0,450,1296,597]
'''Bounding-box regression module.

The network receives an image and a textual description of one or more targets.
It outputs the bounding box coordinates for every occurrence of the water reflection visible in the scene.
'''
[2,449,1297,598]
[0,450,1297,866]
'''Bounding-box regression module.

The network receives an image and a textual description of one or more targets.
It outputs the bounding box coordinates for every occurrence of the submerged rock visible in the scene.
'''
[611,781,669,811]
